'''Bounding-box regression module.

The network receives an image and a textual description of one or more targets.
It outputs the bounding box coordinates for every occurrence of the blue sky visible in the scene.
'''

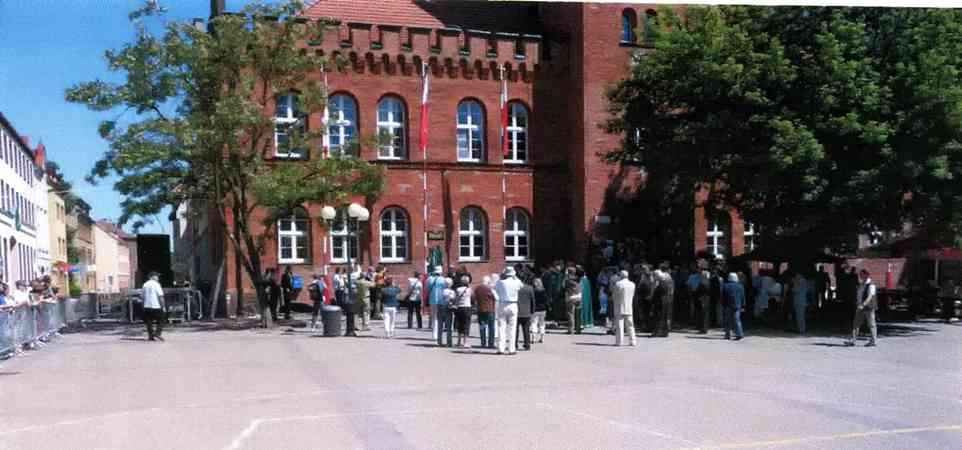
[0,0,247,235]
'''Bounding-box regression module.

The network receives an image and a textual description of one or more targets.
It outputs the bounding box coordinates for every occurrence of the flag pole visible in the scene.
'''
[499,63,508,244]
[420,61,430,279]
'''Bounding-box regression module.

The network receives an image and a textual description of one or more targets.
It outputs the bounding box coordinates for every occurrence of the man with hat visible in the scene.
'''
[495,266,523,355]
[142,272,166,341]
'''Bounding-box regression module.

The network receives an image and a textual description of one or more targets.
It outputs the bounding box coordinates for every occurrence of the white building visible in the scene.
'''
[0,112,49,284]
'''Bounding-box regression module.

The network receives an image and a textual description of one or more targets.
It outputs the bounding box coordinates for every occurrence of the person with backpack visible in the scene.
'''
[406,271,423,329]
[308,273,327,332]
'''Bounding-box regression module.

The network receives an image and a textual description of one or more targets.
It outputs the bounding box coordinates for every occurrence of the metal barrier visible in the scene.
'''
[1,300,68,359]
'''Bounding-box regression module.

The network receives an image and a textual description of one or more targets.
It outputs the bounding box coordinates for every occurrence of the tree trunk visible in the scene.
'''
[208,258,226,320]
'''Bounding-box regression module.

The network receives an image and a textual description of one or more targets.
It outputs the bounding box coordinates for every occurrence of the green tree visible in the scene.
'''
[66,1,384,325]
[607,6,962,256]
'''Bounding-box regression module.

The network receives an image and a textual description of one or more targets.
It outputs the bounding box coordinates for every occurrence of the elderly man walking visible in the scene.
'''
[845,269,878,347]
[142,272,166,342]
[612,270,637,346]
[722,273,746,340]
[495,267,523,355]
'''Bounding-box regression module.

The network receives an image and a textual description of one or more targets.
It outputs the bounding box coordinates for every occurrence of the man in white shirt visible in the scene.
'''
[142,272,166,341]
[845,269,878,347]
[495,267,523,355]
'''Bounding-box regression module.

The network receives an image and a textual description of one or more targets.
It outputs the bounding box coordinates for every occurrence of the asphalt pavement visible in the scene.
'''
[1,316,960,449]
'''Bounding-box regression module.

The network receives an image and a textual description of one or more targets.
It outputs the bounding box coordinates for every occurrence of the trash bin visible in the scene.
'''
[321,305,342,337]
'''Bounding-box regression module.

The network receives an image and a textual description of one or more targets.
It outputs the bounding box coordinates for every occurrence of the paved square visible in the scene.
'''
[1,318,960,449]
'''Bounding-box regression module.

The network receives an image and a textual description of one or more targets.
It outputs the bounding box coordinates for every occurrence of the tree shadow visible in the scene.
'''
[877,323,937,337]
[0,371,22,376]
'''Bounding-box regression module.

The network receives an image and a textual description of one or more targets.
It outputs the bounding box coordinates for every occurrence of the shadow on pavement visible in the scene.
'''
[810,342,851,347]
[684,336,728,340]
[572,342,614,347]
[406,343,444,348]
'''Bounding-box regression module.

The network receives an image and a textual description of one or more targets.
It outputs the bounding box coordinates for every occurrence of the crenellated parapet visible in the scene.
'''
[307,18,546,81]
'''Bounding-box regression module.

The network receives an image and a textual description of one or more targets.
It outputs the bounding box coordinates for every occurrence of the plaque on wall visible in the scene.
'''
[427,230,445,241]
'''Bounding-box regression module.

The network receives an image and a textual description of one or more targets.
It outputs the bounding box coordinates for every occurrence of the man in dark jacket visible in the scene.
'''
[475,276,498,348]
[280,266,294,320]
[516,277,536,351]
[722,273,745,340]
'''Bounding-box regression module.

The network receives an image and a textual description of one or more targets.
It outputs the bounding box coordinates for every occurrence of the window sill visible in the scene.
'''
[378,259,408,265]
[457,159,482,164]
[278,259,311,266]
[503,160,527,165]
[505,258,532,263]
[458,257,485,263]
[377,156,405,162]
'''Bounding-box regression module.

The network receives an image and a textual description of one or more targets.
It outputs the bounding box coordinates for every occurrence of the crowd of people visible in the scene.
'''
[0,275,62,357]
[184,238,962,350]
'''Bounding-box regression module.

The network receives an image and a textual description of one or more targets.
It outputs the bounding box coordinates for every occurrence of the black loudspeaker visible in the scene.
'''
[136,234,173,287]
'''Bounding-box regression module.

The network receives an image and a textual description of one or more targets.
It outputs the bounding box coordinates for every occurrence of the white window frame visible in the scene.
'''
[327,94,357,158]
[379,207,408,263]
[707,215,729,258]
[277,212,310,264]
[329,211,359,264]
[504,208,530,261]
[505,102,528,164]
[456,100,484,162]
[273,93,304,159]
[459,207,486,261]
[744,222,756,253]
[376,97,406,160]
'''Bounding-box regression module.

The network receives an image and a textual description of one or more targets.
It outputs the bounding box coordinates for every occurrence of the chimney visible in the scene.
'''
[210,0,225,18]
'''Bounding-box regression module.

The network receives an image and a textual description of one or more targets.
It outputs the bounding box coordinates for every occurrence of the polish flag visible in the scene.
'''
[322,69,330,158]
[500,65,509,158]
[419,63,430,159]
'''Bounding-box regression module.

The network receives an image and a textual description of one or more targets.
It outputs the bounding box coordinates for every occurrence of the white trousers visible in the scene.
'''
[531,311,547,341]
[615,314,636,346]
[383,307,398,337]
[497,303,519,354]
[430,304,440,340]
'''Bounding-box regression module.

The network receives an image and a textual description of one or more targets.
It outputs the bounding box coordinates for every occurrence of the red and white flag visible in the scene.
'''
[322,68,330,158]
[419,62,430,159]
[499,64,509,159]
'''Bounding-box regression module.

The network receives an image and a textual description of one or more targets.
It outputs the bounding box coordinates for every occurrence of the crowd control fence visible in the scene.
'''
[1,300,67,359]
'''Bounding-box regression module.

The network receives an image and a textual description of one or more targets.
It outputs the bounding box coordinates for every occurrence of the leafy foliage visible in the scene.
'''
[66,1,383,315]
[607,6,962,251]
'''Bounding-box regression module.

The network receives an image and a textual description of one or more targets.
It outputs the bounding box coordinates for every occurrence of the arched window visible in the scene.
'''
[277,209,310,264]
[379,207,408,262]
[505,102,528,163]
[621,9,638,44]
[459,207,487,261]
[274,93,305,158]
[644,9,658,45]
[329,209,359,264]
[326,94,358,157]
[376,96,406,160]
[707,211,732,259]
[456,100,484,162]
[504,208,530,261]
[744,222,757,253]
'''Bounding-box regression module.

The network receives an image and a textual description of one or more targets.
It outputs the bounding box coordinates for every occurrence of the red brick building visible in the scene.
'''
[198,1,752,312]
